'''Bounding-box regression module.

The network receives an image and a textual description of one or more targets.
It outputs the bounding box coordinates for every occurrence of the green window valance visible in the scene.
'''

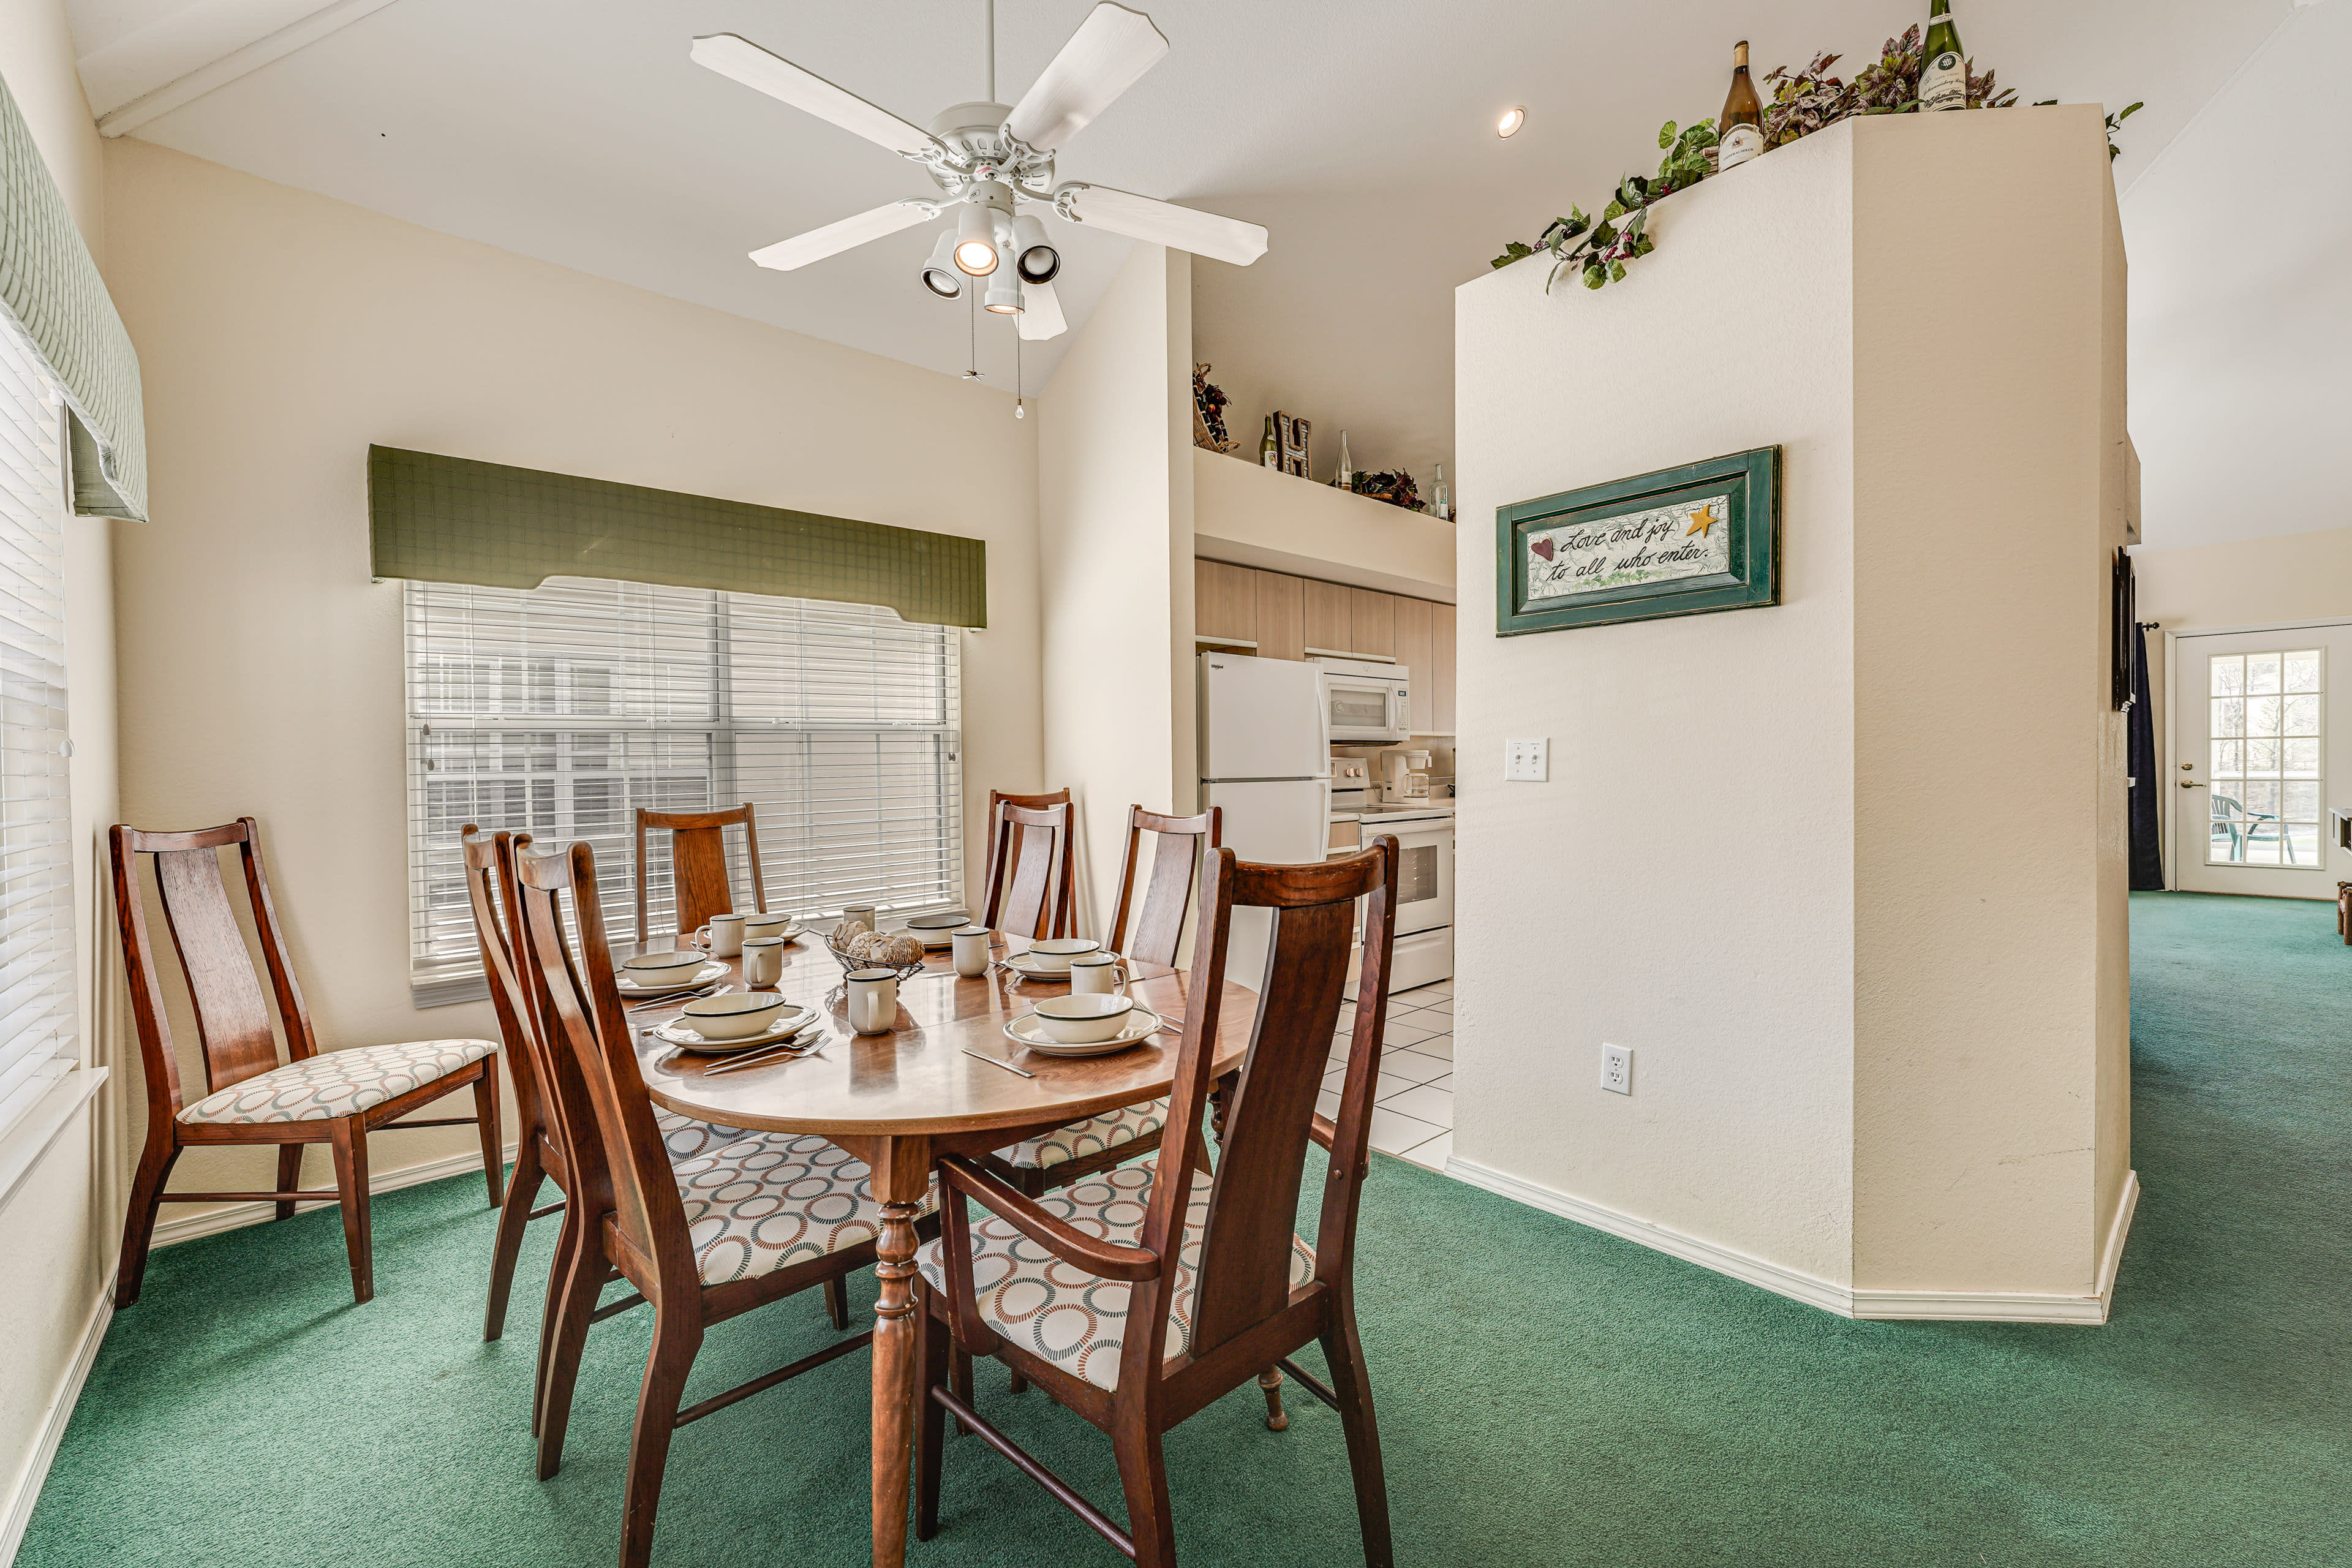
[368,446,987,628]
[0,69,147,522]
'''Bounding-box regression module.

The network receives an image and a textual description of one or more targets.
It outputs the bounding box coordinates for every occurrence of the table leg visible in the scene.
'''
[868,1135,930,1568]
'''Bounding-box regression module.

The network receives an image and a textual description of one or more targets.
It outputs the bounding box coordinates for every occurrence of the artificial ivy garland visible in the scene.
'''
[1492,24,2141,294]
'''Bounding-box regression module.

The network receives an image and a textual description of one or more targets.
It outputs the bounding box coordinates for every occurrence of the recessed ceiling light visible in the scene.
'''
[1497,106,1526,138]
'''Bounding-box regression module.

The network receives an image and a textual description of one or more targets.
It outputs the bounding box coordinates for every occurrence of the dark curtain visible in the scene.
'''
[2128,619,2165,889]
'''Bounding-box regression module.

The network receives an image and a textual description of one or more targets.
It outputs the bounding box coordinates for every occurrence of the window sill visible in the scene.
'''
[0,1066,110,1215]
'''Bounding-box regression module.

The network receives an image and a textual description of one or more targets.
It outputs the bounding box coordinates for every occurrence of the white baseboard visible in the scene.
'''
[1,1285,111,1568]
[152,1140,518,1249]
[1444,1156,2141,1325]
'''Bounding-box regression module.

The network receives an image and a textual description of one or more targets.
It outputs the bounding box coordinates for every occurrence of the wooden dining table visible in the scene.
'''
[628,928,1256,1568]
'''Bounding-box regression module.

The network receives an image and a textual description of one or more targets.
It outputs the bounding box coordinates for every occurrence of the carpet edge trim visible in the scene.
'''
[151,1140,519,1249]
[0,1281,111,1568]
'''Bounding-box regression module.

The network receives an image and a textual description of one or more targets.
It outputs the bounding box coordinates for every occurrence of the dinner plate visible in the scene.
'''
[616,960,729,996]
[1001,951,1095,981]
[1001,1006,1162,1058]
[649,1012,819,1054]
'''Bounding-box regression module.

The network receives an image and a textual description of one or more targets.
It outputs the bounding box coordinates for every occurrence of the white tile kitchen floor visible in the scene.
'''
[1320,980,1453,1171]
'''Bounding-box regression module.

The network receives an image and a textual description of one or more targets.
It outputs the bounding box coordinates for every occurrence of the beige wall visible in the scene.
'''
[1037,244,1195,931]
[1847,108,2131,1298]
[0,2,123,1550]
[1452,111,2131,1317]
[99,139,1044,1226]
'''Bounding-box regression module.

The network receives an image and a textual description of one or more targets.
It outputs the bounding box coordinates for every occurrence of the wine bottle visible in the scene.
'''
[1335,431,1354,491]
[1431,464,1452,522]
[1261,415,1278,469]
[1920,0,1967,112]
[1717,41,1765,172]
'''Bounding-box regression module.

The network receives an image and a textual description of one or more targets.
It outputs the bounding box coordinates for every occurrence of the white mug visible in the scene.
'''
[740,937,785,987]
[697,912,746,957]
[845,968,898,1035]
[951,925,993,979]
[840,903,878,930]
[743,911,796,943]
[1068,952,1128,997]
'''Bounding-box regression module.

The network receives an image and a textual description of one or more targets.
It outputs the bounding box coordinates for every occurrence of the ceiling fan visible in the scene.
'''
[690,1,1268,342]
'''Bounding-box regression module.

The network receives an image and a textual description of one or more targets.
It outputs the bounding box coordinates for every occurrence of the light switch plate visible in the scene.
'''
[1504,737,1548,782]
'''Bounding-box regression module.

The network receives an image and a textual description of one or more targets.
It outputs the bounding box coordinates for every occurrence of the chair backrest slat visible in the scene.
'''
[1109,806,1221,969]
[1136,837,1398,1373]
[518,840,690,1284]
[464,827,562,1174]
[635,804,766,944]
[110,818,316,1106]
[984,801,1072,941]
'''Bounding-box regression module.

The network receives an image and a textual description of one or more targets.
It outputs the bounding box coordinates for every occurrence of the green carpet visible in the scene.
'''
[19,892,2350,1567]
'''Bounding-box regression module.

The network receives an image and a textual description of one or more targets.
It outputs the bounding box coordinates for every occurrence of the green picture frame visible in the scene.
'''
[1494,445,1781,636]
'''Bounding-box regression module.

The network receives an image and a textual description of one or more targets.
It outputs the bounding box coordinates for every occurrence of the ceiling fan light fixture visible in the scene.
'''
[1011,213,1061,284]
[984,276,1025,314]
[953,202,999,275]
[920,230,965,298]
[1497,105,1526,138]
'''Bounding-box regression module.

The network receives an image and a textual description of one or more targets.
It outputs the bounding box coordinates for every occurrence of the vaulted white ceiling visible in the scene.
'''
[62,0,2327,548]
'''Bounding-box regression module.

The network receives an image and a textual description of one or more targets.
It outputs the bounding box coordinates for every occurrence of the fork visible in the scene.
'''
[629,983,717,1012]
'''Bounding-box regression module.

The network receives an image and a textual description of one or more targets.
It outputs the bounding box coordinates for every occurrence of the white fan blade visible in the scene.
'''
[1005,2,1169,151]
[1018,279,1068,340]
[692,34,944,160]
[1055,184,1267,266]
[750,203,936,271]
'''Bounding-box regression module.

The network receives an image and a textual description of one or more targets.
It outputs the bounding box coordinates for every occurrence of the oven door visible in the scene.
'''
[1324,676,1411,743]
[1386,821,1453,936]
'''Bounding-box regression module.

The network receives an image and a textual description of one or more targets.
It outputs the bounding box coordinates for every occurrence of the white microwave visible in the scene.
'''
[1313,657,1412,744]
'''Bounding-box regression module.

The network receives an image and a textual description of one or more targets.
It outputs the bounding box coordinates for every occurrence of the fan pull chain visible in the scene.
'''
[985,0,996,102]
[1014,329,1024,418]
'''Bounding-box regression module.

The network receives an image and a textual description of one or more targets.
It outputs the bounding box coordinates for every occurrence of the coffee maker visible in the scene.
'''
[1374,747,1432,803]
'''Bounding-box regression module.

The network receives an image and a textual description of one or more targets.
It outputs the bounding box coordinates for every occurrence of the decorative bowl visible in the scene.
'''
[825,927,930,979]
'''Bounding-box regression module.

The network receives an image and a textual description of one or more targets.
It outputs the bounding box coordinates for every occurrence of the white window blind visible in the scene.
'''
[404,576,963,1005]
[0,326,78,1136]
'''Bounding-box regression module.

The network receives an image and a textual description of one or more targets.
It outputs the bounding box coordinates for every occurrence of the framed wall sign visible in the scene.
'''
[1494,445,1781,635]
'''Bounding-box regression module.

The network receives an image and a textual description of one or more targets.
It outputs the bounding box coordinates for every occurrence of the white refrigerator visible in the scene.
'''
[1197,654,1330,986]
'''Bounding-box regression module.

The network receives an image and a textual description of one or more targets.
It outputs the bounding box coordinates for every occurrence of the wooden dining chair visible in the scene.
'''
[981,799,1074,941]
[110,818,503,1308]
[982,805,1223,1200]
[518,838,925,1568]
[469,829,793,1385]
[915,835,1402,1567]
[982,788,1071,936]
[633,803,766,946]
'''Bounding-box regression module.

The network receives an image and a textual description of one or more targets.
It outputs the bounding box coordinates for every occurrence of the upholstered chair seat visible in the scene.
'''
[178,1038,498,1125]
[916,1164,1312,1392]
[991,1097,1167,1172]
[679,1131,938,1286]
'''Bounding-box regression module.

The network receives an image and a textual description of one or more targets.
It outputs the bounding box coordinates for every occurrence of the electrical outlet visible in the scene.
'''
[1504,737,1549,782]
[1600,1044,1633,1095]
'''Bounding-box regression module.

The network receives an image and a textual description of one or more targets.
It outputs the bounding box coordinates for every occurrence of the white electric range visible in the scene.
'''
[1328,790,1453,993]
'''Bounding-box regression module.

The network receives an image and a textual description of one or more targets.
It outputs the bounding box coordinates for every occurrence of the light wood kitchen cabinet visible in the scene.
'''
[1253,570,1304,661]
[1194,559,1257,646]
[1392,595,1433,733]
[1301,578,1351,656]
[1191,558,1456,734]
[1345,587,1393,660]
[1430,600,1457,734]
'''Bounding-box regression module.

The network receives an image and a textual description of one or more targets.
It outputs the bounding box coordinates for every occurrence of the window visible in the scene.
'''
[2206,649,2323,867]
[0,326,78,1136]
[404,577,962,1004]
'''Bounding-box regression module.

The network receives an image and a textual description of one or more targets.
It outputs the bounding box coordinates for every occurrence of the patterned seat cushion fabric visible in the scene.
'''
[178,1039,496,1125]
[654,1109,748,1162]
[916,1165,1314,1392]
[994,1097,1167,1170]
[679,1133,937,1286]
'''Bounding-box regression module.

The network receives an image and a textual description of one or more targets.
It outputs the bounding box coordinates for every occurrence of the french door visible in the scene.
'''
[2171,624,2350,899]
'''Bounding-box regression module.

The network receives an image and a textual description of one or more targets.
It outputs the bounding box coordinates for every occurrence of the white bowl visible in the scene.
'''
[1030,992,1136,1044]
[742,913,799,940]
[679,992,795,1041]
[1019,937,1102,973]
[623,950,709,981]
